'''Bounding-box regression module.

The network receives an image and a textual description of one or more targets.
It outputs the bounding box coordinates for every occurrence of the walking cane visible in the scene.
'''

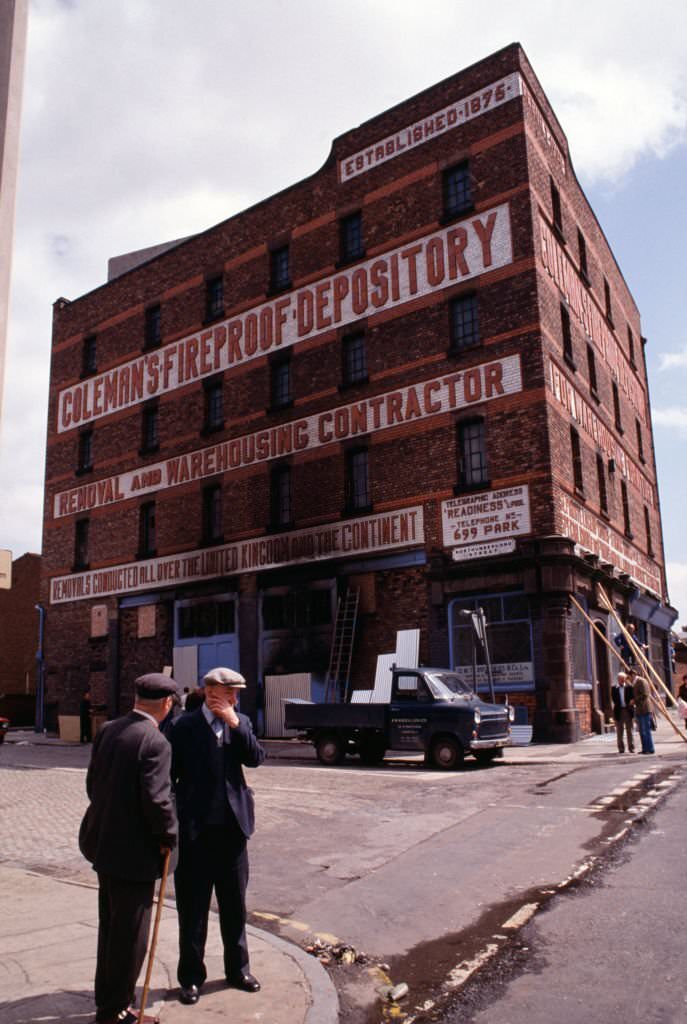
[138,847,171,1024]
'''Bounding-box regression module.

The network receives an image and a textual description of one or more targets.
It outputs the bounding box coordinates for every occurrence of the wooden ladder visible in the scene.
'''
[324,588,360,703]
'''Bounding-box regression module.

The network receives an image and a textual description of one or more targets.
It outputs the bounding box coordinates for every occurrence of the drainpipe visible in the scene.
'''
[34,603,45,733]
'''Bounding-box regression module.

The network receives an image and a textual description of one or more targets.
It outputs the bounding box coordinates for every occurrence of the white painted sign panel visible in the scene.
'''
[339,73,522,182]
[451,539,516,562]
[54,356,522,519]
[442,485,531,548]
[56,204,513,433]
[454,661,534,685]
[49,506,425,605]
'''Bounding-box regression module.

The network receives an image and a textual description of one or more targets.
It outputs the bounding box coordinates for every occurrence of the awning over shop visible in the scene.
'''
[629,592,678,631]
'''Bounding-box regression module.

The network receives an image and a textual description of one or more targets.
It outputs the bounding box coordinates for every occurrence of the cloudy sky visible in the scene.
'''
[2,1,687,618]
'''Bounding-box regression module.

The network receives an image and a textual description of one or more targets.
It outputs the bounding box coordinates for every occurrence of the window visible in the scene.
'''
[270,464,292,527]
[635,418,645,462]
[138,501,156,558]
[621,481,632,538]
[262,588,333,631]
[202,484,223,544]
[177,598,235,640]
[270,353,292,409]
[561,304,574,366]
[612,381,623,433]
[340,211,364,262]
[443,162,473,218]
[345,447,371,511]
[270,245,291,292]
[77,428,93,474]
[449,294,479,351]
[570,427,584,494]
[141,402,159,453]
[144,304,161,349]
[587,344,598,397]
[550,178,563,237]
[449,592,533,692]
[603,277,613,325]
[203,377,224,433]
[627,325,636,367]
[577,228,589,281]
[74,518,89,570]
[82,335,97,377]
[342,331,367,386]
[457,419,488,488]
[596,453,608,515]
[644,506,654,556]
[205,275,224,321]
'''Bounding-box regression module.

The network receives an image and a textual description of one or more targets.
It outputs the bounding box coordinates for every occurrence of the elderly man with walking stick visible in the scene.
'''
[79,673,179,1024]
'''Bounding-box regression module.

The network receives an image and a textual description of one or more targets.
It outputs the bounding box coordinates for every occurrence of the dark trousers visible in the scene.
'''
[614,708,634,752]
[95,873,154,1021]
[175,823,249,988]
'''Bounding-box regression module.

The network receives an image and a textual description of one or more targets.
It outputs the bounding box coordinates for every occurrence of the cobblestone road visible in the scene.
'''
[0,746,93,882]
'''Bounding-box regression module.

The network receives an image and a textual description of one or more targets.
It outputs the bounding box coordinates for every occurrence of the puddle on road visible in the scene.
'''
[358,763,683,1024]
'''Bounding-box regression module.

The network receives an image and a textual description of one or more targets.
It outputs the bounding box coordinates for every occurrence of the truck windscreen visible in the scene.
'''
[425,673,475,698]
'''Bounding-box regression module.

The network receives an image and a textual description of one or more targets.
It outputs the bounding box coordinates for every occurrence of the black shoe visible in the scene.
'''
[179,984,200,1005]
[227,971,261,993]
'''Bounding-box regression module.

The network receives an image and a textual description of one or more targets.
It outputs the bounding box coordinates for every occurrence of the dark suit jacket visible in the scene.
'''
[170,708,265,841]
[611,683,635,721]
[79,712,177,881]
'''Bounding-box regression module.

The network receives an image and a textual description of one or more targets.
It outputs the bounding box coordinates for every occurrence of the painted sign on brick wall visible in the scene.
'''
[442,485,530,550]
[56,204,513,433]
[539,216,646,423]
[53,356,522,518]
[49,505,425,604]
[339,72,522,182]
[547,357,655,508]
[559,492,663,597]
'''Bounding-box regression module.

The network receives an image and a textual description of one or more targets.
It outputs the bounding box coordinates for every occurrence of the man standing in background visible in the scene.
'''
[611,670,635,754]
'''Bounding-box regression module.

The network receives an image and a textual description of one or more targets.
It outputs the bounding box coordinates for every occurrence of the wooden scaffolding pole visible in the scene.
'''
[595,586,687,744]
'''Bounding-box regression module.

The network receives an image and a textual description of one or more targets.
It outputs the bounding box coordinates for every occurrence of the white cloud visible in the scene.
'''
[658,349,687,371]
[652,407,687,432]
[666,562,687,627]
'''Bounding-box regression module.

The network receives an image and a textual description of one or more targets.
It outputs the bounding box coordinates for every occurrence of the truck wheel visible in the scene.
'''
[360,737,386,765]
[316,732,345,766]
[431,736,464,770]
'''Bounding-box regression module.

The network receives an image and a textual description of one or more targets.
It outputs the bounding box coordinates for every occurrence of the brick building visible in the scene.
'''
[40,43,676,741]
[0,551,40,724]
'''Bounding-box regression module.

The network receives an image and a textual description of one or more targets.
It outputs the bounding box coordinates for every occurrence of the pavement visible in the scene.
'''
[1,714,685,1024]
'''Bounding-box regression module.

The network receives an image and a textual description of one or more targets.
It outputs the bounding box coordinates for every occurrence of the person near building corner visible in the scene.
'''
[170,666,265,1006]
[78,673,179,1024]
[79,688,92,743]
[677,675,687,703]
[610,670,635,753]
[631,669,656,755]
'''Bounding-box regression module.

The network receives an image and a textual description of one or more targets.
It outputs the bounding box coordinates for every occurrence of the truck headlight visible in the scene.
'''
[473,708,481,725]
[508,705,515,722]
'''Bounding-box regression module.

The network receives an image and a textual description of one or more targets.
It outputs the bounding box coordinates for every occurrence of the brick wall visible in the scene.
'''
[0,552,40,695]
[39,44,670,735]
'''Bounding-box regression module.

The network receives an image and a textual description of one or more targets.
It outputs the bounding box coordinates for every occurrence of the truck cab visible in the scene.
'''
[388,667,512,767]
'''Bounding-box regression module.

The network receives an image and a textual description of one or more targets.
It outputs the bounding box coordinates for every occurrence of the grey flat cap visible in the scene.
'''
[135,672,180,699]
[203,667,247,688]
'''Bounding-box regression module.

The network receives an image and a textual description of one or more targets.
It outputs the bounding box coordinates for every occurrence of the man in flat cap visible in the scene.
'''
[79,673,179,1024]
[170,666,265,1005]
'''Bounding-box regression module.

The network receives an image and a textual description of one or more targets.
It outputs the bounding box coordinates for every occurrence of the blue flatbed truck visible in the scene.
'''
[284,665,512,769]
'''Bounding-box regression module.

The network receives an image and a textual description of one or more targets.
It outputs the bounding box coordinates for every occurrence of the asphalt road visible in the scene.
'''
[1,735,685,1024]
[442,775,687,1024]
